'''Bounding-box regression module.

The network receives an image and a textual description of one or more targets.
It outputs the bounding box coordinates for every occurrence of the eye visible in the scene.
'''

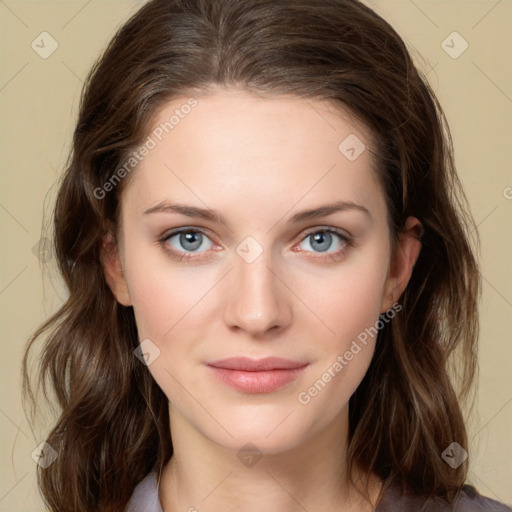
[159,228,218,261]
[159,226,353,263]
[295,227,352,262]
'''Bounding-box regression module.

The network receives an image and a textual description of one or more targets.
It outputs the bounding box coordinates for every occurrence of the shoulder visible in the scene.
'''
[376,483,512,512]
[125,472,163,512]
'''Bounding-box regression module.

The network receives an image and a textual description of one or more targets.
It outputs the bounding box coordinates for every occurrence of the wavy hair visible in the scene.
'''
[23,0,480,510]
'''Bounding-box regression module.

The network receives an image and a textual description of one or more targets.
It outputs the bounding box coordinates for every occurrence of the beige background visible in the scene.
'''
[0,0,511,509]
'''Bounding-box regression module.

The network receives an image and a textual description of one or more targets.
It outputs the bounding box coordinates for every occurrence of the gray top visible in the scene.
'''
[125,472,512,511]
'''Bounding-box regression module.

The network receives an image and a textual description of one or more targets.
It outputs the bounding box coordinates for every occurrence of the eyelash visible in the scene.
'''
[158,226,353,263]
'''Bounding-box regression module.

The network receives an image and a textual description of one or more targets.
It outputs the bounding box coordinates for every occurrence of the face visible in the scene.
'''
[105,87,419,455]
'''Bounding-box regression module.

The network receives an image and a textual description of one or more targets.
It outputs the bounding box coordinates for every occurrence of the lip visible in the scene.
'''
[207,356,309,371]
[205,357,309,393]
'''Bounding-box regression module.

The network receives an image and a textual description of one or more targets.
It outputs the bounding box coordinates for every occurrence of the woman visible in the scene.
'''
[23,0,511,511]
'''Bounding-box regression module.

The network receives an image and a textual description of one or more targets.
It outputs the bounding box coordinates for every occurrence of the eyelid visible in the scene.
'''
[299,225,352,241]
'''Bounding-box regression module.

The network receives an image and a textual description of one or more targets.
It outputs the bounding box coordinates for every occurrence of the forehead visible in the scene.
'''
[121,88,384,220]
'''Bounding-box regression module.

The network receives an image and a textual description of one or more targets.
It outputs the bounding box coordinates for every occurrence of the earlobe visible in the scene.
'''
[380,216,423,313]
[100,231,132,306]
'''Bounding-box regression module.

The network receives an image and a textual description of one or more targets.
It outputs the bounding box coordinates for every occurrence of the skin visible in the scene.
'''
[103,87,422,512]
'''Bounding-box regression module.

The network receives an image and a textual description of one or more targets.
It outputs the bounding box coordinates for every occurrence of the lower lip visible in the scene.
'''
[207,365,308,393]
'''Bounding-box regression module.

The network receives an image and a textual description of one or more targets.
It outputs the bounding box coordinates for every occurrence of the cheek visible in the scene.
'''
[297,244,389,347]
[295,244,389,404]
[122,242,185,339]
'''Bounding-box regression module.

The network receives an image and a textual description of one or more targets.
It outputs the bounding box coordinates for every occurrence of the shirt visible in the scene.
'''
[125,472,512,512]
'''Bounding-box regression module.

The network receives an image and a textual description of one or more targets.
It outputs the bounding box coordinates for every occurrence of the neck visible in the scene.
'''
[159,403,381,512]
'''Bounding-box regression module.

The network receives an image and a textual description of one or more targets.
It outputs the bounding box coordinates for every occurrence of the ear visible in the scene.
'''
[380,216,423,313]
[100,230,132,306]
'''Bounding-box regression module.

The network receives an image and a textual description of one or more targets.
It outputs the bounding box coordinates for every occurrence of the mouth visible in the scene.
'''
[205,357,309,393]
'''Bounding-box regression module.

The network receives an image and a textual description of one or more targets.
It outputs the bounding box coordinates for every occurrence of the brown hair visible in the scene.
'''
[23,0,480,510]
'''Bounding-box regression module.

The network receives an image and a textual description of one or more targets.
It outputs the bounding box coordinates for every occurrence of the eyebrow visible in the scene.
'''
[143,200,371,225]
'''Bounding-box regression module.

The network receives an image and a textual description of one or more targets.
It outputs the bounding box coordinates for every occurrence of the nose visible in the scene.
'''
[222,249,292,338]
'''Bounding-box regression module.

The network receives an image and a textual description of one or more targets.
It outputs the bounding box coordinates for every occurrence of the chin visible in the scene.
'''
[194,407,318,457]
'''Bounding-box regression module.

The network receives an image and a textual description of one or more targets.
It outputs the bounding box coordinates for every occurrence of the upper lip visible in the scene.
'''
[206,357,309,371]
